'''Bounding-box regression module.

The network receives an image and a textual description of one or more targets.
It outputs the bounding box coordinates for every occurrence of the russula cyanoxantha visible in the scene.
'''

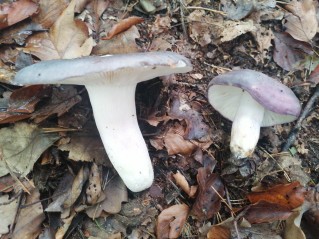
[12,51,193,192]
[207,69,301,159]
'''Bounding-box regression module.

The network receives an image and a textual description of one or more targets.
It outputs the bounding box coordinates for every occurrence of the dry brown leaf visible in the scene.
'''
[11,188,45,239]
[173,171,197,197]
[243,201,293,224]
[85,175,128,218]
[8,85,51,113]
[218,20,257,42]
[0,0,39,30]
[156,204,189,239]
[23,0,94,60]
[63,166,89,208]
[191,168,224,221]
[284,0,318,42]
[59,135,110,166]
[31,86,82,123]
[92,26,140,55]
[247,181,305,210]
[102,16,144,40]
[32,0,68,28]
[55,211,76,239]
[207,224,231,239]
[86,163,102,205]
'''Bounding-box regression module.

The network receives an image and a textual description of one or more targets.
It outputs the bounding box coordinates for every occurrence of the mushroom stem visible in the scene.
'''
[230,91,265,159]
[86,84,154,192]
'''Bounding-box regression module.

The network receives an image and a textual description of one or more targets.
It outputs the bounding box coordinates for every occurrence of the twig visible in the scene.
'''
[282,85,319,152]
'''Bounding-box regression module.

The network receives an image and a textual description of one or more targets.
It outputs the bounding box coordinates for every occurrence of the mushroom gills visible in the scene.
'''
[230,91,265,159]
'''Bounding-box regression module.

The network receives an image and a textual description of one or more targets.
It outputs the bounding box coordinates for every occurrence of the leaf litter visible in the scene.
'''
[0,0,319,238]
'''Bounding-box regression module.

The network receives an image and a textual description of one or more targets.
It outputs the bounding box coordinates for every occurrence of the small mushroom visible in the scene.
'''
[13,51,192,192]
[207,69,301,159]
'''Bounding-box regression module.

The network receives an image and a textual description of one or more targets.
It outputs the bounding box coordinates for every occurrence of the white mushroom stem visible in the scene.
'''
[85,83,154,192]
[230,91,265,159]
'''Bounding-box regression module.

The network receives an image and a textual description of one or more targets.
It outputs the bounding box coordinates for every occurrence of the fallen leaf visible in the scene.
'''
[63,166,89,208]
[284,0,318,42]
[86,163,102,205]
[22,0,94,60]
[59,134,110,166]
[273,32,313,71]
[8,85,51,113]
[92,26,140,55]
[0,175,15,192]
[221,0,254,20]
[32,0,68,28]
[309,63,319,85]
[156,204,189,239]
[85,175,128,218]
[191,168,225,221]
[0,123,59,177]
[31,86,82,123]
[0,0,39,30]
[247,181,305,210]
[173,171,197,197]
[169,92,211,141]
[55,211,76,239]
[0,194,20,235]
[218,20,257,42]
[11,188,45,239]
[243,200,293,224]
[207,224,231,239]
[102,16,144,40]
[45,173,74,212]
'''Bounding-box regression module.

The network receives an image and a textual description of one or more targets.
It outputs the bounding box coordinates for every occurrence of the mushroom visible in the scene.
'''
[12,51,193,192]
[207,69,301,159]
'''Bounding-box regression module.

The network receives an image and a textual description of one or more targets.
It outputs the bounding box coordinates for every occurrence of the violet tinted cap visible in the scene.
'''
[208,69,301,127]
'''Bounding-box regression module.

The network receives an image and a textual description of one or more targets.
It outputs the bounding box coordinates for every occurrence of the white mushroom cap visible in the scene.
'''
[12,51,193,192]
[208,69,301,127]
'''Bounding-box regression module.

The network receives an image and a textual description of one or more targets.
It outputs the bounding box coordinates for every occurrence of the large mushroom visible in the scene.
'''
[12,51,192,192]
[207,69,301,159]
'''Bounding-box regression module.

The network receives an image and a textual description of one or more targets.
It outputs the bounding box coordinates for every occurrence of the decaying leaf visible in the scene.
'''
[247,181,305,210]
[273,32,312,71]
[59,134,110,166]
[156,204,189,239]
[63,166,89,208]
[92,25,140,55]
[0,123,59,177]
[31,86,82,123]
[32,0,68,29]
[284,0,318,42]
[102,16,144,40]
[221,0,255,20]
[86,163,102,205]
[0,0,39,30]
[85,175,128,218]
[243,201,293,224]
[11,188,45,239]
[8,85,51,113]
[207,217,283,239]
[22,0,94,60]
[173,171,197,197]
[0,194,20,235]
[218,20,257,42]
[46,173,74,212]
[191,168,225,221]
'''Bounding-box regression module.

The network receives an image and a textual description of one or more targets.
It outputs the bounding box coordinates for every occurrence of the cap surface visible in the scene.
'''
[13,51,192,86]
[208,69,301,126]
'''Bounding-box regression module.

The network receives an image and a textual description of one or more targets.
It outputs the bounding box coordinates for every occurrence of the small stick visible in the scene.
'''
[282,85,319,151]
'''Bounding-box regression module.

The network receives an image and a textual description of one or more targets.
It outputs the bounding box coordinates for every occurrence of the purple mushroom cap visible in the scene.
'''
[208,69,301,127]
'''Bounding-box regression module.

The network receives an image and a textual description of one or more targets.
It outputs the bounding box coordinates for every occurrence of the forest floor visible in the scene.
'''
[0,0,319,239]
